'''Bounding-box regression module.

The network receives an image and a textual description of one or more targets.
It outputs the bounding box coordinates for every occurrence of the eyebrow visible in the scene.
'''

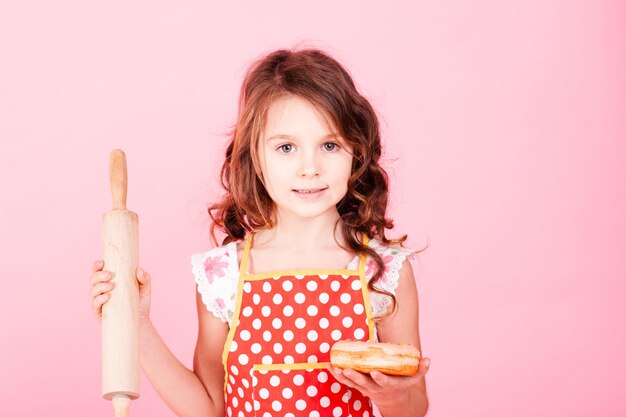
[265,133,342,142]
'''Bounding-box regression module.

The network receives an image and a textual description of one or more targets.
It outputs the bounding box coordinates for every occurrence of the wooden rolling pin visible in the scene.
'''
[101,149,140,417]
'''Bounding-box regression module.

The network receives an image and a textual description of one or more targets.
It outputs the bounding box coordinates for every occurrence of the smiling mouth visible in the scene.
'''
[293,187,327,194]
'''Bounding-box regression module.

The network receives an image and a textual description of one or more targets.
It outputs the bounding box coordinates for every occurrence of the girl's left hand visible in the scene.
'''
[327,357,430,408]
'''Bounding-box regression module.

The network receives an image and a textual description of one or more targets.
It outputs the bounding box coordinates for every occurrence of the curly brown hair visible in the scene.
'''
[209,48,414,314]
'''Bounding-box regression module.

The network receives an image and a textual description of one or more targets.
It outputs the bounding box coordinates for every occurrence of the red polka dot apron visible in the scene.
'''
[222,234,376,417]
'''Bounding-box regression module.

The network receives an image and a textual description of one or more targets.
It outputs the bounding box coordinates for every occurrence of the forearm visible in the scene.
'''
[375,386,428,417]
[139,320,220,417]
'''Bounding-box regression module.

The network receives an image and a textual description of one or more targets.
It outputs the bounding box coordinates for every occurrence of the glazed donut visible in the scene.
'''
[330,341,420,376]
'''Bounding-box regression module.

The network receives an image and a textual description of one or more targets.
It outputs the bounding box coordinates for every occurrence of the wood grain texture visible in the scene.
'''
[101,150,140,404]
[109,150,127,210]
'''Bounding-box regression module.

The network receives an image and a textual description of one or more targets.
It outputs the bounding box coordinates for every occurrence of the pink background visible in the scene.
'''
[1,1,625,416]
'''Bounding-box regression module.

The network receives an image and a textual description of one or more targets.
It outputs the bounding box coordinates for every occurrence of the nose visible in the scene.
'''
[297,150,320,177]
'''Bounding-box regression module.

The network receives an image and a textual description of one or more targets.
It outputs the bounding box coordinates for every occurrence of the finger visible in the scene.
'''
[328,366,357,388]
[339,368,373,389]
[92,260,104,273]
[90,282,113,299]
[370,370,391,388]
[92,292,110,317]
[90,270,112,286]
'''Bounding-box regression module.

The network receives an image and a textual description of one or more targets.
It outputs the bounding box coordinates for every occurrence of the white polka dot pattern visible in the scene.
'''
[253,367,368,416]
[225,273,373,416]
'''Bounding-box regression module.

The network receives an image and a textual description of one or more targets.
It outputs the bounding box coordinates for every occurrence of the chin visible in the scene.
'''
[281,204,340,220]
[292,209,334,220]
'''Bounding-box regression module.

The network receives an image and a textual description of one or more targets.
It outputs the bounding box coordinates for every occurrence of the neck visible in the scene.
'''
[254,209,345,250]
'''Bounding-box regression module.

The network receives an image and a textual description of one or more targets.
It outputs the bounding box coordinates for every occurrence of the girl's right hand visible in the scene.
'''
[90,260,152,323]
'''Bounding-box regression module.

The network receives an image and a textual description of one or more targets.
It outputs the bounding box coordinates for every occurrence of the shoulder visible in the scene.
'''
[365,238,417,317]
[191,242,238,284]
[191,242,240,324]
[366,238,416,282]
[369,237,415,258]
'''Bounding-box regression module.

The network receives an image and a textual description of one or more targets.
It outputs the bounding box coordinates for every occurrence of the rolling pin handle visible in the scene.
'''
[111,395,131,417]
[110,149,128,210]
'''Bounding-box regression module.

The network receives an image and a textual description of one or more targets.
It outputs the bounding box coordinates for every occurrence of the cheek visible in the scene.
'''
[339,157,353,185]
[261,160,287,196]
[332,158,353,196]
[258,148,281,193]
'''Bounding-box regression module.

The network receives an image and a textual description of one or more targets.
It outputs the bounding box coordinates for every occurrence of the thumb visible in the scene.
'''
[417,357,431,378]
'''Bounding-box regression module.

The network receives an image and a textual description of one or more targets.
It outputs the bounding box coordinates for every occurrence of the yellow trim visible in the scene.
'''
[253,362,331,371]
[220,265,248,390]
[358,235,376,341]
[238,232,253,277]
[243,268,360,280]
[221,232,375,391]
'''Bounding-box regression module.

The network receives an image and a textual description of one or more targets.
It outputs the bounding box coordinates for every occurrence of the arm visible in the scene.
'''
[374,258,429,417]
[90,262,227,417]
[192,290,229,415]
[136,272,228,417]
[329,259,430,417]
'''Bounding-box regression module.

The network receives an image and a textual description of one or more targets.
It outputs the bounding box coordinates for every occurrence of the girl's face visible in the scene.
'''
[258,95,353,222]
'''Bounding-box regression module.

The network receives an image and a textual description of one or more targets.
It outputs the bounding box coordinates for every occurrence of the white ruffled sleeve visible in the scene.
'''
[191,242,239,325]
[366,239,416,318]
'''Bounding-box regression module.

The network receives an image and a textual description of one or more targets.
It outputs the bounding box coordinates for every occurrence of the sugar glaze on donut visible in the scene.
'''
[330,341,420,376]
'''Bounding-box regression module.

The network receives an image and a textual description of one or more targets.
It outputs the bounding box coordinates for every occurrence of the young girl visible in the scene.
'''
[90,48,430,417]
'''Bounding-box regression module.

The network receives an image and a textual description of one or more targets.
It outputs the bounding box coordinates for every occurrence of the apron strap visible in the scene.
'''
[357,234,376,341]
[239,233,254,276]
